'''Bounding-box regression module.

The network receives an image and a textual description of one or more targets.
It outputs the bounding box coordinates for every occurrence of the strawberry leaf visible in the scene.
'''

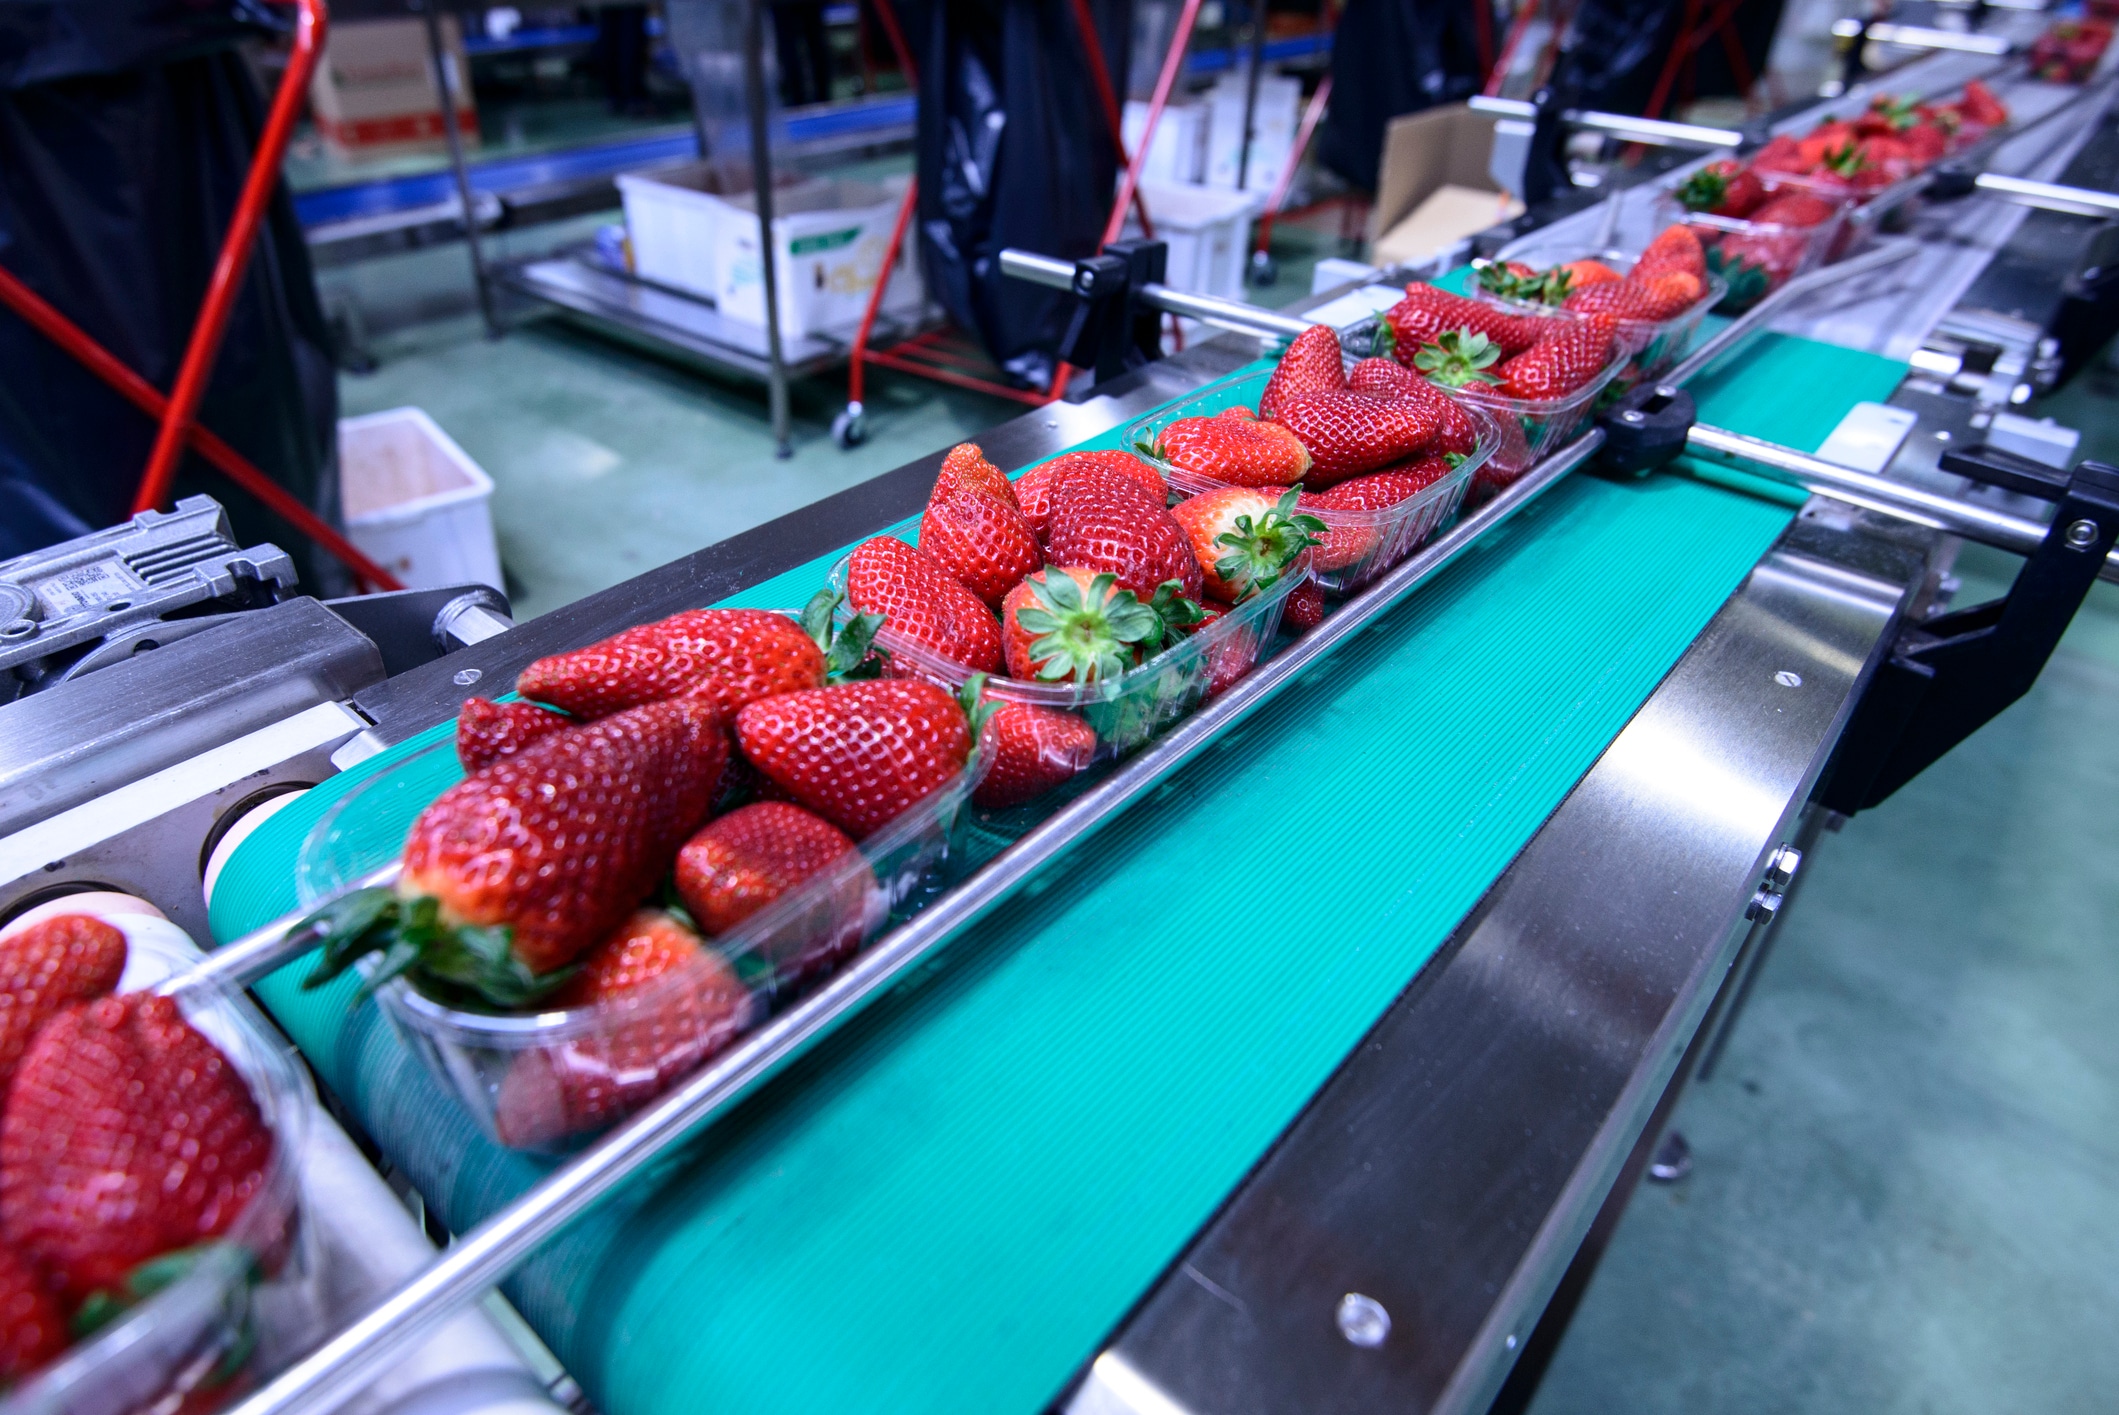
[300,885,576,1010]
[1412,329,1502,387]
[803,586,890,681]
[1209,487,1324,599]
[1019,570,1159,682]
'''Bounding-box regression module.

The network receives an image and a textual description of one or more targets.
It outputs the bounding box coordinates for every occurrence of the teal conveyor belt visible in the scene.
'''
[209,333,1904,1415]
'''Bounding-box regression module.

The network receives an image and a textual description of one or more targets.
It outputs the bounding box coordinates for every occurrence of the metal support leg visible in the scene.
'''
[746,0,793,459]
[1235,0,1267,191]
[422,2,500,340]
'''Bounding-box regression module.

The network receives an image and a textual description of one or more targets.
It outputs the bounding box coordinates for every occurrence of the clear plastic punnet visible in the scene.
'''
[1429,344,1632,502]
[1468,246,1729,393]
[1,930,318,1415]
[830,543,1307,764]
[1652,191,1849,314]
[294,623,985,1153]
[1122,367,1500,595]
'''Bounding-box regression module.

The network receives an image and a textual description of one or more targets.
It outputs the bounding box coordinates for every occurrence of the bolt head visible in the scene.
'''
[2065,518,2100,548]
[1620,410,1644,422]
[1774,669,1803,688]
[453,667,483,687]
[1336,1293,1391,1348]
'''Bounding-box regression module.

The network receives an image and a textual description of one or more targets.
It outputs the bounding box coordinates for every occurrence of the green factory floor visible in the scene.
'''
[332,225,2117,1411]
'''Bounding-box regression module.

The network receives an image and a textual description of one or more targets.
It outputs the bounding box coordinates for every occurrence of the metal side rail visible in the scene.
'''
[206,429,1602,1415]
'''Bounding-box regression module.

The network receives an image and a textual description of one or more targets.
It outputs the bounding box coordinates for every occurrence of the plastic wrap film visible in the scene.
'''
[207,335,1906,1415]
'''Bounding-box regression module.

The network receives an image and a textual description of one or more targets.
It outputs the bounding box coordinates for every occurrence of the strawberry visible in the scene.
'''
[1564,269,1702,322]
[456,698,571,772]
[1307,457,1459,510]
[1632,224,1707,282]
[1016,451,1167,542]
[1274,390,1441,486]
[2,993,274,1305]
[1000,568,1189,681]
[735,679,972,838]
[969,699,1099,810]
[676,802,863,936]
[1750,191,1837,228]
[919,488,1041,608]
[0,1240,65,1378]
[1559,258,1623,289]
[517,609,825,721]
[493,910,757,1148]
[1494,316,1618,400]
[0,913,126,1097]
[305,697,726,1002]
[1957,78,2007,129]
[1258,324,1347,417]
[1045,463,1206,600]
[1168,487,1322,602]
[1283,578,1325,633]
[1903,121,1947,164]
[931,441,1019,509]
[1347,358,1481,456]
[1474,259,1574,306]
[1150,409,1312,488]
[1674,160,1765,218]
[845,535,1003,673]
[1380,284,1547,358]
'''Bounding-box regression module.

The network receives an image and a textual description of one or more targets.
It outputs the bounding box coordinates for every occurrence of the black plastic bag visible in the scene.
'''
[0,2,345,589]
[900,0,1131,390]
[1548,0,1784,117]
[1318,0,1485,193]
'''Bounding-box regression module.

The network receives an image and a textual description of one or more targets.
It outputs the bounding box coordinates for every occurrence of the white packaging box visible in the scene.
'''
[712,174,924,337]
[338,408,503,593]
[1129,181,1265,305]
[618,163,828,304]
[1123,100,1208,185]
[1202,72,1302,193]
[309,16,479,159]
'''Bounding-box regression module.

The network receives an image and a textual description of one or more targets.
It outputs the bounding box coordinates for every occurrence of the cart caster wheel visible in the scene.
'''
[1248,250,1279,287]
[832,404,868,449]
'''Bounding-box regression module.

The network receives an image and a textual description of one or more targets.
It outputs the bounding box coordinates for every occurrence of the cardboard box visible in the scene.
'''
[1367,104,1521,262]
[310,16,479,158]
[712,175,925,338]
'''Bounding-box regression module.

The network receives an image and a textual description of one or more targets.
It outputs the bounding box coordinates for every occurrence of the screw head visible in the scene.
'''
[1620,410,1644,423]
[2065,518,2100,548]
[1336,1293,1391,1348]
[453,667,483,687]
[1775,669,1803,688]
[1747,888,1785,922]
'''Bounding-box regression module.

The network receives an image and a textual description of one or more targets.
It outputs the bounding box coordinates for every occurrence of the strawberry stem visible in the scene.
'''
[1014,570,1166,682]
[1212,488,1324,599]
[1413,329,1502,387]
[300,887,575,1010]
[803,587,888,681]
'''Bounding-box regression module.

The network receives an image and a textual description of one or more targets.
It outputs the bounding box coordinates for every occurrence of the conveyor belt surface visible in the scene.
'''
[209,334,1902,1414]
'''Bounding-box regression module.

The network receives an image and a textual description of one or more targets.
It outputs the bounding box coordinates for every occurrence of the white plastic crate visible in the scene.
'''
[338,408,502,592]
[617,162,827,303]
[1131,181,1264,305]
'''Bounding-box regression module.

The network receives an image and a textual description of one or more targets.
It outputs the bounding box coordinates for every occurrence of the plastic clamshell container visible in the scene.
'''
[1121,367,1499,594]
[831,547,1306,762]
[1652,191,1848,314]
[1427,344,1632,500]
[295,710,982,1154]
[1468,247,1730,392]
[2,928,317,1415]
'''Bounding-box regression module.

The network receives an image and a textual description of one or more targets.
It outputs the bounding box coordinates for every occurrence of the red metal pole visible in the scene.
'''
[848,177,920,406]
[871,0,918,83]
[0,263,402,591]
[133,0,328,515]
[1067,0,1155,239]
[1101,0,1205,249]
[1485,0,1538,97]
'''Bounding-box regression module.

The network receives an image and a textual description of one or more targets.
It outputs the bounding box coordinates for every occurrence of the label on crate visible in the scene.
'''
[34,561,145,617]
[789,227,863,256]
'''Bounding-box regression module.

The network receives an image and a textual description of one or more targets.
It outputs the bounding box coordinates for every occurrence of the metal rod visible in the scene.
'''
[213,422,1608,1415]
[1970,171,2119,218]
[997,248,1314,340]
[1469,95,1742,151]
[746,0,792,458]
[1685,424,2119,583]
[423,2,500,341]
[174,861,406,997]
[1831,20,2014,57]
[1662,239,1921,387]
[133,0,328,513]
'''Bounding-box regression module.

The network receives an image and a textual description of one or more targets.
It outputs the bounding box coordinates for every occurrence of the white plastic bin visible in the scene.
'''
[1130,181,1264,305]
[338,408,503,592]
[713,174,924,337]
[617,162,829,303]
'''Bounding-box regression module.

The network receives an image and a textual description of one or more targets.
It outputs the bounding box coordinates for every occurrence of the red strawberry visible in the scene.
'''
[1000,567,1184,681]
[676,802,864,936]
[1632,224,1708,282]
[1495,315,1618,400]
[1559,258,1623,289]
[0,1240,65,1378]
[1750,134,1809,175]
[1903,121,1947,164]
[456,698,571,772]
[1564,269,1702,322]
[0,913,126,1098]
[517,609,824,721]
[735,679,972,838]
[845,535,1003,673]
[1168,486,1322,602]
[1751,191,1837,228]
[971,702,1099,809]
[2,993,274,1304]
[1381,284,1547,359]
[1152,410,1312,488]
[1347,356,1422,399]
[494,910,757,1148]
[1274,389,1441,486]
[1016,451,1168,542]
[1258,324,1347,418]
[1349,359,1481,456]
[1045,464,1206,600]
[306,698,726,1000]
[920,489,1041,608]
[1958,78,2007,129]
[1308,458,1456,510]
[1283,578,1325,632]
[1674,160,1765,217]
[931,441,1019,509]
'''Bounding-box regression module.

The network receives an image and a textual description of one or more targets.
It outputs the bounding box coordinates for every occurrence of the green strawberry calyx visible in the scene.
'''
[1143,579,1208,649]
[1213,488,1325,599]
[1819,141,1867,178]
[1413,329,1502,388]
[1014,569,1164,682]
[1473,260,1571,307]
[1869,95,1920,130]
[802,586,888,681]
[72,1243,250,1340]
[1675,165,1731,212]
[300,886,575,1011]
